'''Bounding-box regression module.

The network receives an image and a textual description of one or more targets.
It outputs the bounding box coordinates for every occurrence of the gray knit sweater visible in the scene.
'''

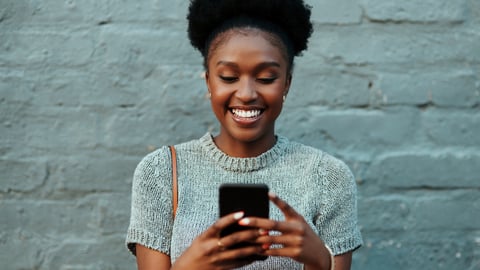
[126,133,362,269]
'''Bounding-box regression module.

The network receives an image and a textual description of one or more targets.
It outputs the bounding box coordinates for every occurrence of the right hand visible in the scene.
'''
[171,211,268,270]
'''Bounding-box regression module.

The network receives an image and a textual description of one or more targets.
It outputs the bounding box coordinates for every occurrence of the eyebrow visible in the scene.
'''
[216,61,281,69]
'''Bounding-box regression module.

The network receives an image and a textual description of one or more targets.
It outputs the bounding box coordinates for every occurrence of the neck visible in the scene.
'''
[213,133,277,158]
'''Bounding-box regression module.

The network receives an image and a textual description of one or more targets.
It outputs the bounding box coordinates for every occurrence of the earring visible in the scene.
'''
[282,95,286,103]
[208,91,211,99]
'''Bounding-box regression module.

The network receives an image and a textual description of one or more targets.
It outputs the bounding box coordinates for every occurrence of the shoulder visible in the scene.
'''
[134,146,171,178]
[278,136,324,160]
[131,146,173,194]
[133,135,207,180]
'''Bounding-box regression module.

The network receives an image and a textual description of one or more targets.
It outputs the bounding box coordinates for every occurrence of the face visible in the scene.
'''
[206,29,291,156]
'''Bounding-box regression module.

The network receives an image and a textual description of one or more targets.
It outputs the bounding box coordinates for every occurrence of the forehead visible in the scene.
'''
[208,28,287,65]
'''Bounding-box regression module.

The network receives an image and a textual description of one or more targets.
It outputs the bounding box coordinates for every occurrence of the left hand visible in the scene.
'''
[238,192,332,270]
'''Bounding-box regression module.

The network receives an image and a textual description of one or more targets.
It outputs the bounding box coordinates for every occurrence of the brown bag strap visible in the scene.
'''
[168,145,178,219]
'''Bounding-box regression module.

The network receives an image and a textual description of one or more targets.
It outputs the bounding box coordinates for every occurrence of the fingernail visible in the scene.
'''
[238,218,250,225]
[262,243,270,250]
[258,229,269,236]
[233,211,244,220]
[268,191,277,198]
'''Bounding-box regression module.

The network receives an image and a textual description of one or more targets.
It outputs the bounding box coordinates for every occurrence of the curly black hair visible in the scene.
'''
[187,0,313,63]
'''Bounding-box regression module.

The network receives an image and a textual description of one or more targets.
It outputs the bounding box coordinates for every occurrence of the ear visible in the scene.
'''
[284,73,292,97]
[204,71,209,83]
[205,71,211,89]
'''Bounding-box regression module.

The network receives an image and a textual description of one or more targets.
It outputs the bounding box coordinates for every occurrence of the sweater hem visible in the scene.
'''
[126,228,171,256]
[329,234,363,256]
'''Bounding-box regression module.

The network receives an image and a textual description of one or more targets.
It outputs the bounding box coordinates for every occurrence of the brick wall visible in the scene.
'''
[1,0,479,269]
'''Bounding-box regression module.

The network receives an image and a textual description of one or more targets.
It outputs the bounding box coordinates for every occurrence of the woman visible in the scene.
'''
[126,0,363,269]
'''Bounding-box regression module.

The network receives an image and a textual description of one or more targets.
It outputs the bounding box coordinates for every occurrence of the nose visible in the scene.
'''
[235,77,258,102]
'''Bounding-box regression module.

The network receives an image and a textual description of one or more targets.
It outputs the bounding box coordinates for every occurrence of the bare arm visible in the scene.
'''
[136,244,171,270]
[332,252,353,270]
[302,249,352,270]
[303,252,352,270]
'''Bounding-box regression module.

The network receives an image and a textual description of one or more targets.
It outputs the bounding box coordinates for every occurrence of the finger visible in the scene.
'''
[238,217,304,235]
[214,243,267,263]
[263,246,305,261]
[219,228,266,248]
[269,192,303,220]
[216,258,257,270]
[256,233,304,247]
[203,211,245,238]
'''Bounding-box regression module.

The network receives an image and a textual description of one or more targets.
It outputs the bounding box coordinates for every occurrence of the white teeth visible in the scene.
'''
[232,109,262,118]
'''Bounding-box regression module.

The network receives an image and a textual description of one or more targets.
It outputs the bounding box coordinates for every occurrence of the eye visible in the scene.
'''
[219,75,238,83]
[257,77,277,84]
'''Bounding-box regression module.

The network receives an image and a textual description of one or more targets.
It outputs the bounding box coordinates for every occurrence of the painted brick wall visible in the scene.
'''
[1,0,479,269]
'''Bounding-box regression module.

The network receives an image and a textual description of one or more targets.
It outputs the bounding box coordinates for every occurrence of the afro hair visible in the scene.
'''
[187,0,313,57]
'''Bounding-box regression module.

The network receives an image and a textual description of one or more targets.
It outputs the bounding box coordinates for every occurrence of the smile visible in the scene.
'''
[231,109,263,118]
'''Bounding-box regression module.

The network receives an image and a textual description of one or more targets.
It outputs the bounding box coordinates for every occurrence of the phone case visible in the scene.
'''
[219,183,269,261]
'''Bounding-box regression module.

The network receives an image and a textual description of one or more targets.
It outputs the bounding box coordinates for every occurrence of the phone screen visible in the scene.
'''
[219,183,269,260]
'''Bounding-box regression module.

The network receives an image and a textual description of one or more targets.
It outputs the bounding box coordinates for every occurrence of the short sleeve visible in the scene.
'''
[125,146,174,256]
[316,156,363,255]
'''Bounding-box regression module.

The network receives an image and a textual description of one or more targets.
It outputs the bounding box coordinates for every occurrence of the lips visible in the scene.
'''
[231,109,262,118]
[229,108,264,124]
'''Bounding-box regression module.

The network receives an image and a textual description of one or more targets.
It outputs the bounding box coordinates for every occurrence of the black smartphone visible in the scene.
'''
[219,183,269,260]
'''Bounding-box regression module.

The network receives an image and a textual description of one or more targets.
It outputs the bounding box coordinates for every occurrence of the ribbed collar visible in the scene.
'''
[199,133,288,172]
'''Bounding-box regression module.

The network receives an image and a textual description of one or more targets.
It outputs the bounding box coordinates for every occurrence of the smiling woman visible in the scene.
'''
[206,31,290,157]
[126,0,363,269]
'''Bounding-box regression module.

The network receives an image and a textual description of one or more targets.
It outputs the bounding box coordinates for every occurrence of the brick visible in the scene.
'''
[97,25,199,66]
[0,159,47,193]
[308,25,480,65]
[278,108,418,151]
[0,231,135,270]
[359,0,468,23]
[3,68,138,108]
[0,230,43,269]
[0,0,107,25]
[101,107,213,153]
[410,191,480,230]
[0,70,31,104]
[365,152,480,188]
[308,0,362,24]
[1,64,205,109]
[0,199,98,235]
[0,195,128,235]
[41,235,134,270]
[421,109,480,147]
[88,64,207,110]
[358,196,411,231]
[0,0,187,26]
[360,191,480,232]
[95,194,131,235]
[16,106,106,153]
[287,66,371,107]
[48,156,137,193]
[0,30,96,67]
[2,100,210,156]
[377,68,479,107]
[104,0,189,22]
[355,231,478,269]
[0,103,31,157]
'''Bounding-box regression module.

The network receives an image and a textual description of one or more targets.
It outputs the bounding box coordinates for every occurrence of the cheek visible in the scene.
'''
[264,84,287,103]
[209,86,231,113]
[209,79,235,100]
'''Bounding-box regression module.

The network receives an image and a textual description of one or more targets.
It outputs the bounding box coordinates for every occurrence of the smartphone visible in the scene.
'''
[219,183,269,260]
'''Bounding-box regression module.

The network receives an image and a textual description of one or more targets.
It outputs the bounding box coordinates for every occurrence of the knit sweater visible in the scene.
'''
[126,133,362,269]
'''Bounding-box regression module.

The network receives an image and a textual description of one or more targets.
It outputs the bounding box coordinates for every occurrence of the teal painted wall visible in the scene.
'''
[1,0,479,269]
